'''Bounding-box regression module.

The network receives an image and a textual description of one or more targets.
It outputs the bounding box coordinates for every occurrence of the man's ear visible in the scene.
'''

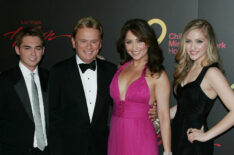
[15,46,20,55]
[99,40,102,50]
[71,37,76,49]
[42,47,45,55]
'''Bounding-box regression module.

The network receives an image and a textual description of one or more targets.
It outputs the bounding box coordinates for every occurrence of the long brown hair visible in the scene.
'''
[117,19,164,76]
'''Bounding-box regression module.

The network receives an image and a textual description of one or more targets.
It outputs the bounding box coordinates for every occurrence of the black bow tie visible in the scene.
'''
[79,60,96,73]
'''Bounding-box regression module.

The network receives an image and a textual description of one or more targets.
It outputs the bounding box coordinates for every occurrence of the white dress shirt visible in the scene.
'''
[19,62,48,148]
[76,55,97,122]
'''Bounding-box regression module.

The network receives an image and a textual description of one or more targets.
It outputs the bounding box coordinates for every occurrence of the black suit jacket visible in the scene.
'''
[49,56,117,155]
[0,66,49,154]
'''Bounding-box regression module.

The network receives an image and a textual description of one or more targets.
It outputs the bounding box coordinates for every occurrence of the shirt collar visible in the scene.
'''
[76,54,96,65]
[19,61,39,77]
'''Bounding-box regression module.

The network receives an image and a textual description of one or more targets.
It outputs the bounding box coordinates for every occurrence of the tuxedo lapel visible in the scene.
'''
[92,59,109,123]
[70,56,90,123]
[14,68,33,121]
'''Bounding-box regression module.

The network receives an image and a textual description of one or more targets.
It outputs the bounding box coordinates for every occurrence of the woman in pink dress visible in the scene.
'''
[108,19,171,155]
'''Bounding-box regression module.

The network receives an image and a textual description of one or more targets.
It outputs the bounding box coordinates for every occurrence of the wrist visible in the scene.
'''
[204,132,211,142]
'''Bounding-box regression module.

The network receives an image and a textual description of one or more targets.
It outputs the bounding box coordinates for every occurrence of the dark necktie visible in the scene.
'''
[79,60,96,73]
[31,73,46,151]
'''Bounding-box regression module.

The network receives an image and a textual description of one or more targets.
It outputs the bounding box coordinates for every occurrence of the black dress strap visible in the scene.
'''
[196,63,219,85]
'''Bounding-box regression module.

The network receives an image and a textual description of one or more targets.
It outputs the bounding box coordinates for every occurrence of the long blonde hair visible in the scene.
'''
[173,19,222,94]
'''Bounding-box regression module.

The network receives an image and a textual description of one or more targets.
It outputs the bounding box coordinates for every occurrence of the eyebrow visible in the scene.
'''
[22,45,43,48]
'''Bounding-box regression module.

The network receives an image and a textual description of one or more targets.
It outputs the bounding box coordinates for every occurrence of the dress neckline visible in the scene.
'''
[117,61,148,101]
[180,66,205,88]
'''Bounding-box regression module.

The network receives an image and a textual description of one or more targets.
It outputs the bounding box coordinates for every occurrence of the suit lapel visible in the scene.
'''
[14,67,34,121]
[38,68,49,128]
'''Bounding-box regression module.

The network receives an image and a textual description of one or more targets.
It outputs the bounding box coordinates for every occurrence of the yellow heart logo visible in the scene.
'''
[148,18,167,44]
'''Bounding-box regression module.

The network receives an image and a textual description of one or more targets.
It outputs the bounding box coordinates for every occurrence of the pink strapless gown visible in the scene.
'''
[108,61,158,155]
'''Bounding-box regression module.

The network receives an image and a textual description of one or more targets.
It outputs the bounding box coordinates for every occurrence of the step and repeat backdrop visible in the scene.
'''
[0,0,233,154]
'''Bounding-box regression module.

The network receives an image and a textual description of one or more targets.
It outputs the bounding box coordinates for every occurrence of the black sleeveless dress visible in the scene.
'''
[172,63,218,155]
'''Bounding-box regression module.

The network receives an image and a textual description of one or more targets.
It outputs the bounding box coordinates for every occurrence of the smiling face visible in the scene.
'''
[124,30,148,61]
[15,36,44,71]
[185,28,209,63]
[72,27,102,63]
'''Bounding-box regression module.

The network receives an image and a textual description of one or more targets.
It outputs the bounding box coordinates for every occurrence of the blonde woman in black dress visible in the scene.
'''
[170,19,234,155]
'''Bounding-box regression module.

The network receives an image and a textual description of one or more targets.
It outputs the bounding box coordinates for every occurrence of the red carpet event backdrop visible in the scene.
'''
[0,0,233,154]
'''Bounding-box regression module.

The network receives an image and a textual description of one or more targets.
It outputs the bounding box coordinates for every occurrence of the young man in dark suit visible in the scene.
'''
[49,16,156,155]
[0,27,49,155]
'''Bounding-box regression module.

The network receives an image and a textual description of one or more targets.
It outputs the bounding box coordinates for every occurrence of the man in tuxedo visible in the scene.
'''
[49,16,156,155]
[0,26,49,155]
[49,16,116,155]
